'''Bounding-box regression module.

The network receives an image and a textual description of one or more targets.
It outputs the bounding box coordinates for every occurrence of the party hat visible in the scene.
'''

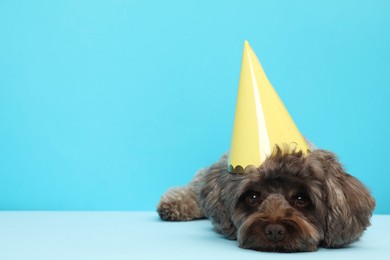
[228,41,310,174]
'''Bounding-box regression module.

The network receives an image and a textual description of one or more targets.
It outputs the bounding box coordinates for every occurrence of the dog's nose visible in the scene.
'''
[264,224,286,242]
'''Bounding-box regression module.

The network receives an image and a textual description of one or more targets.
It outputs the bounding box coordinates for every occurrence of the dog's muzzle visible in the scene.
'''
[238,193,320,252]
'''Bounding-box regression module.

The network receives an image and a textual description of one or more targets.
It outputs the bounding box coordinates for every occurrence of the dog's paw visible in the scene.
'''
[157,187,204,221]
[157,200,186,221]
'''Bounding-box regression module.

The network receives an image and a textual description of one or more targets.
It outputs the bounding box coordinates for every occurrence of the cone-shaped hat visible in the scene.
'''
[228,41,310,173]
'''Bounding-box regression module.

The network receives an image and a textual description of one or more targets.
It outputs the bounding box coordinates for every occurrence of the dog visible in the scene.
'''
[157,146,375,252]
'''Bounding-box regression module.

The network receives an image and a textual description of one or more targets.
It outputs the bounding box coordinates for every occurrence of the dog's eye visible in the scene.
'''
[293,195,310,208]
[245,192,261,206]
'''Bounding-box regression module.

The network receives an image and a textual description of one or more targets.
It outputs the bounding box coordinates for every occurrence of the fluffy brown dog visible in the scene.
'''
[157,146,375,252]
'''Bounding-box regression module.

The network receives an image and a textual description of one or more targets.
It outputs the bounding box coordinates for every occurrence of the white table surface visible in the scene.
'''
[0,212,388,260]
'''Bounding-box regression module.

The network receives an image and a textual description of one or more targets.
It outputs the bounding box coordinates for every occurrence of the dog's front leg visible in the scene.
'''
[157,169,206,221]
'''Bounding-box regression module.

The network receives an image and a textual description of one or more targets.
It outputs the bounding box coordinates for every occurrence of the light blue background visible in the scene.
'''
[1,212,389,259]
[0,0,389,212]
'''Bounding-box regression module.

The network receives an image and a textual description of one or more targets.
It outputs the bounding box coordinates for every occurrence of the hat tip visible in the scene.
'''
[243,40,253,53]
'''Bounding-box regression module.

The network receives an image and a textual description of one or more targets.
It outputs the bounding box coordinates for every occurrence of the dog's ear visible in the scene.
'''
[197,156,246,240]
[306,150,375,248]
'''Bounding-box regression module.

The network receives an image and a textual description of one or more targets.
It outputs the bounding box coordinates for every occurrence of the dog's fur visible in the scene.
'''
[157,147,375,252]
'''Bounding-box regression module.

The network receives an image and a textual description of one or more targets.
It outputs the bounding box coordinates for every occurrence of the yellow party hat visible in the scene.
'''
[228,41,310,173]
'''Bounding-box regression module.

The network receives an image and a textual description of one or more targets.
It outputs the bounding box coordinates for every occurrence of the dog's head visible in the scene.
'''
[202,147,375,252]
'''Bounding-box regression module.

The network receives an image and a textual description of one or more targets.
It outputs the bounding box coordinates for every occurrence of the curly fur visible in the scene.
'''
[157,147,375,252]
